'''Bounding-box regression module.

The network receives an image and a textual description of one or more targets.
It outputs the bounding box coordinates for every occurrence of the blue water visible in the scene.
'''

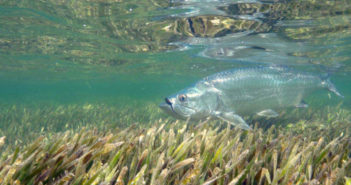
[0,0,351,144]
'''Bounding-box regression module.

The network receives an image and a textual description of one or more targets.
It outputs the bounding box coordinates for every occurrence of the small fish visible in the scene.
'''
[159,66,343,130]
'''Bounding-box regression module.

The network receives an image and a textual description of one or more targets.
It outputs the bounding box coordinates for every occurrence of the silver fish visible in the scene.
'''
[159,66,343,130]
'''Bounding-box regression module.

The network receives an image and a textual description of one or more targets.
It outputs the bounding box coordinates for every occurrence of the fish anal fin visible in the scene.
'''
[296,100,308,108]
[213,111,252,130]
[322,78,344,98]
[257,109,279,118]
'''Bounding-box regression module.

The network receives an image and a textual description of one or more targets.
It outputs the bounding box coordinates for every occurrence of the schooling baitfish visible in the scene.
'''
[159,66,343,130]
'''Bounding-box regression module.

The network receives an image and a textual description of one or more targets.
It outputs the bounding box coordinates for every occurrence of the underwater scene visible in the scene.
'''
[0,0,351,184]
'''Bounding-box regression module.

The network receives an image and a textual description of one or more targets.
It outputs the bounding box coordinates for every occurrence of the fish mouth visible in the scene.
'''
[159,98,184,119]
[165,97,172,107]
[159,98,175,115]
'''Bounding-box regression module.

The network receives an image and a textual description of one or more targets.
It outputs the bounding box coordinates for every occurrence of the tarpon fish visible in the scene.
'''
[159,66,343,130]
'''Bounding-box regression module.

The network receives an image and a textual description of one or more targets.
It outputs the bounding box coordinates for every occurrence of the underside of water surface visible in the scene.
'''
[0,0,351,184]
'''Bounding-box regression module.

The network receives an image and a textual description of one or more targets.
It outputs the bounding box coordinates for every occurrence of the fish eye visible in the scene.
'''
[178,94,186,102]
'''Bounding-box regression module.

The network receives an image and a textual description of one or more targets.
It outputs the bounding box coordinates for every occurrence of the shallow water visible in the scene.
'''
[0,0,351,144]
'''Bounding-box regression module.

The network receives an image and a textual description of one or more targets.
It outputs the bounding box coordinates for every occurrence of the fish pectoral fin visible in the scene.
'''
[256,109,279,118]
[295,100,309,108]
[214,112,252,130]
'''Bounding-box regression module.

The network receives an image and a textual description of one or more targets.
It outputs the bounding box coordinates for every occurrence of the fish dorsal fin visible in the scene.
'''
[256,109,279,118]
[213,111,252,130]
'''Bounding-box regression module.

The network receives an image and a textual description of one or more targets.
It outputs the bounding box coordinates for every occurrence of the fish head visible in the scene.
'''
[159,87,209,120]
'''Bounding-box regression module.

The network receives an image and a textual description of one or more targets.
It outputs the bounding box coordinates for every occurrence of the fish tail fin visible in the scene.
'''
[321,75,344,98]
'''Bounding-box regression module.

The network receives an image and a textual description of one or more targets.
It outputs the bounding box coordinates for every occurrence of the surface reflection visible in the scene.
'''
[0,0,351,76]
[168,0,351,71]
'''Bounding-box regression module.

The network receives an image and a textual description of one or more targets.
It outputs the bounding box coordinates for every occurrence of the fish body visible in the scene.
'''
[159,66,343,130]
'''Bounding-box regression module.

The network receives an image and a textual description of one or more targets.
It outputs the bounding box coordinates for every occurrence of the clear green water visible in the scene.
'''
[0,0,351,144]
